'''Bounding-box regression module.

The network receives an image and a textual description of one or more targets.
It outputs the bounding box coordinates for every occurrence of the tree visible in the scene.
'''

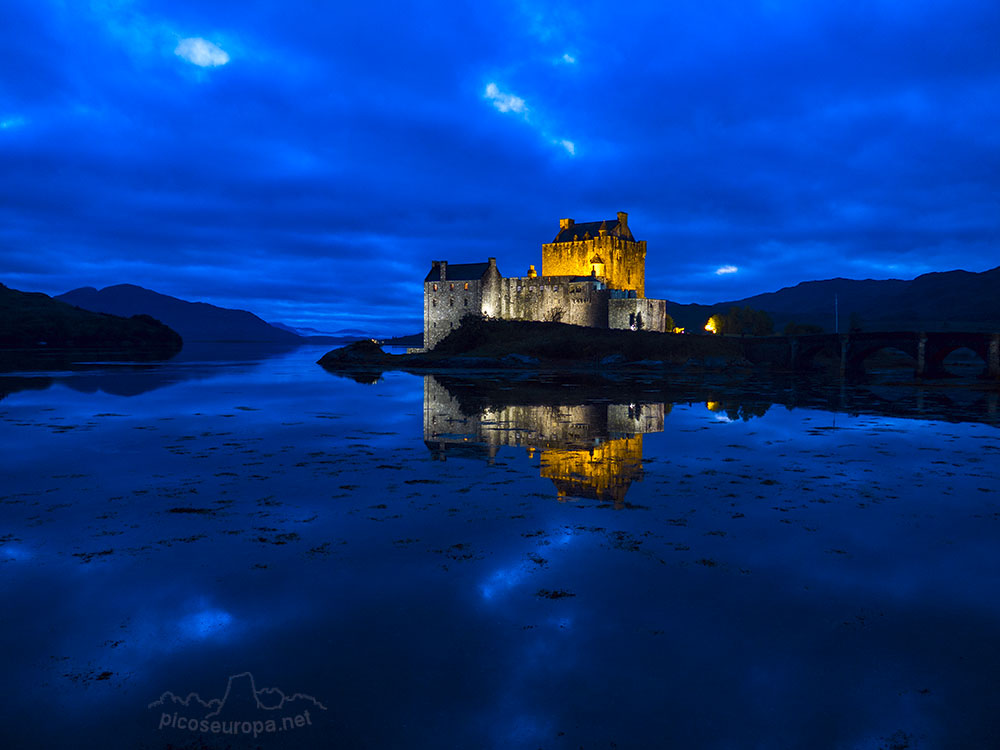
[706,306,774,336]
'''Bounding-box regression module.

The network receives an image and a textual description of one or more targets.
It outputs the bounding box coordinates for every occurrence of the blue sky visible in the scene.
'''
[1,0,997,333]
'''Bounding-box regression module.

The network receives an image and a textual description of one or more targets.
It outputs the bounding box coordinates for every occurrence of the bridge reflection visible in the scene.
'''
[421,371,999,507]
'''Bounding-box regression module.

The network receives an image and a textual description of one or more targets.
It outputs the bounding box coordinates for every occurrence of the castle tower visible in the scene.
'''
[541,211,647,298]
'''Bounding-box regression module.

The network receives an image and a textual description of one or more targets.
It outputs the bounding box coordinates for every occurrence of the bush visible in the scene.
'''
[708,306,774,336]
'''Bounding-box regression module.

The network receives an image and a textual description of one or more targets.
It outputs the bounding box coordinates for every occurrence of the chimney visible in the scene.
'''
[559,218,575,230]
[528,265,537,278]
[488,257,496,269]
[617,212,628,230]
[439,260,447,281]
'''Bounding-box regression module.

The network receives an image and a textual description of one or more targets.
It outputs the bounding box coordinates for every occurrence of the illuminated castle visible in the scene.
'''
[422,212,668,349]
[422,375,665,506]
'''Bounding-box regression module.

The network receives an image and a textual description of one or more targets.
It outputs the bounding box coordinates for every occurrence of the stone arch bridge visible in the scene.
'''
[744,331,1000,378]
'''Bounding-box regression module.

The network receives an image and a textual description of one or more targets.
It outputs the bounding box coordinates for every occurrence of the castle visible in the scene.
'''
[422,212,668,349]
[422,375,665,506]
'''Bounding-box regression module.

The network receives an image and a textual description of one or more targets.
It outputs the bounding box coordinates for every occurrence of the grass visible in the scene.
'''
[430,316,745,363]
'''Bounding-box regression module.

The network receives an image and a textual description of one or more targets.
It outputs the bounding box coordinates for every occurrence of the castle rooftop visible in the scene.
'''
[424,260,494,282]
[552,213,635,243]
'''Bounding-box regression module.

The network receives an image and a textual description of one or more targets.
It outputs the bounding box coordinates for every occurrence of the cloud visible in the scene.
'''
[3,0,999,326]
[484,82,527,115]
[715,265,739,275]
[561,53,576,64]
[484,83,576,156]
[174,37,230,67]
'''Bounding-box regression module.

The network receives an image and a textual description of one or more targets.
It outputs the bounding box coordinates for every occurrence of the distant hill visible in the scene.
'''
[269,321,370,339]
[668,266,1000,333]
[0,283,182,351]
[58,285,301,343]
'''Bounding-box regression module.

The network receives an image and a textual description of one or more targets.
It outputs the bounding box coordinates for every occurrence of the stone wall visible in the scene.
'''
[541,235,647,298]
[423,260,502,349]
[607,402,667,437]
[608,298,669,332]
[496,276,609,328]
[424,278,480,349]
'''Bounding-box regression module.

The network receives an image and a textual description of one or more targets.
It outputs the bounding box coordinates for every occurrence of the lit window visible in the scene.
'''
[450,283,454,291]
[433,283,438,291]
[464,282,469,290]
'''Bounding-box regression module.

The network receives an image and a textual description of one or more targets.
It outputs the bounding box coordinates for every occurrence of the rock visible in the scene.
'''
[600,354,625,365]
[317,339,387,365]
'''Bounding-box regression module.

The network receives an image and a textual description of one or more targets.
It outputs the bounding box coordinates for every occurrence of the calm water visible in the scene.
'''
[2,345,999,749]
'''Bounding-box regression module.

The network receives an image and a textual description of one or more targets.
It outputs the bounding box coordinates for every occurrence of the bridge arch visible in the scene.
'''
[770,331,999,379]
[793,337,843,371]
[846,341,919,377]
[926,342,989,378]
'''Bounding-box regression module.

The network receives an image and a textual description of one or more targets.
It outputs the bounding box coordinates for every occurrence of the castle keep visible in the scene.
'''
[423,212,667,348]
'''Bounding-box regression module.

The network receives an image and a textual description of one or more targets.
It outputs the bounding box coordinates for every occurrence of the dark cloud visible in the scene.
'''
[0,0,997,331]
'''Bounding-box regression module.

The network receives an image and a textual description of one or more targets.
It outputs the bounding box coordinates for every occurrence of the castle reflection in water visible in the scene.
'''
[422,375,667,507]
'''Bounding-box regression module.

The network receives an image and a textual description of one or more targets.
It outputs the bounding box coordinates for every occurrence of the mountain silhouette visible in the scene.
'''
[58,284,301,343]
[0,282,182,352]
[668,265,1000,333]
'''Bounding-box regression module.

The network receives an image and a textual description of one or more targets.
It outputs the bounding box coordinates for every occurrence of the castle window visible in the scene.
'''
[449,298,454,307]
[553,284,559,291]
[432,300,437,307]
[450,283,454,291]
[464,298,468,307]
[464,282,469,290]
[433,283,438,291]
[517,285,522,291]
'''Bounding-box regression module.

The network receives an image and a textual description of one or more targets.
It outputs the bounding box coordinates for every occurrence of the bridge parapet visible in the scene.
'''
[745,330,1000,379]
